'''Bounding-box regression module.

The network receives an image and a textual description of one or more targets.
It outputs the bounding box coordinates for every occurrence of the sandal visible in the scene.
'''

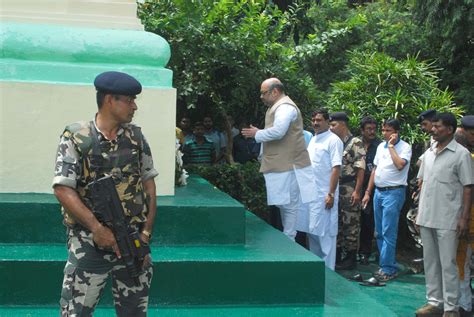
[376,272,398,282]
[359,277,386,287]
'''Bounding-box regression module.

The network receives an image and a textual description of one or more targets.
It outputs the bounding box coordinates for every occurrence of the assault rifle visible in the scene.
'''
[90,175,150,285]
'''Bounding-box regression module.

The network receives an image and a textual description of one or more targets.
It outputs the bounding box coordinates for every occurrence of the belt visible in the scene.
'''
[376,185,405,191]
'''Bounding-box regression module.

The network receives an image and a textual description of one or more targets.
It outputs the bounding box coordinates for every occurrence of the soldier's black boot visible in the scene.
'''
[336,251,357,271]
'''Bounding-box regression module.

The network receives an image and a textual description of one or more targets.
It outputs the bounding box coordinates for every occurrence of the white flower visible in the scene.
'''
[178,168,189,186]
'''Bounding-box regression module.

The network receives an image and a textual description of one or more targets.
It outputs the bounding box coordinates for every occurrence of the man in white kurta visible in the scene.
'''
[242,78,318,241]
[297,109,343,270]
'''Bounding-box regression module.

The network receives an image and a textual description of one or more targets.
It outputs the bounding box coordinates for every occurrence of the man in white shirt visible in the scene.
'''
[362,118,412,281]
[242,78,317,241]
[297,109,343,269]
[415,113,472,317]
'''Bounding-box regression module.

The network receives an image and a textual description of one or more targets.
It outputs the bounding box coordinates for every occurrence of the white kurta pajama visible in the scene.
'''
[296,130,343,270]
[255,104,317,240]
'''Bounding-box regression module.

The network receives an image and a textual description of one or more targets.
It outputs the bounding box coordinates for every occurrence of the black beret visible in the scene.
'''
[94,71,142,95]
[417,109,436,123]
[329,112,349,122]
[461,115,474,129]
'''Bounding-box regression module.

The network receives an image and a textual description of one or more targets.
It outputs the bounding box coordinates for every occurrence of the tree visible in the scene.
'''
[413,0,474,112]
[139,0,340,160]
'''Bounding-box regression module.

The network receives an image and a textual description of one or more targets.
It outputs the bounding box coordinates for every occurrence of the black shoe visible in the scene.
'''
[336,249,343,265]
[336,251,357,270]
[359,254,370,265]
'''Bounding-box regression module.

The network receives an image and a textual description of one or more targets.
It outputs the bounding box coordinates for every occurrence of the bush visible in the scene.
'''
[186,162,270,221]
[327,51,464,145]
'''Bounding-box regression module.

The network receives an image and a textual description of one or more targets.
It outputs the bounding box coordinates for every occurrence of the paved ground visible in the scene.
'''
[335,254,427,316]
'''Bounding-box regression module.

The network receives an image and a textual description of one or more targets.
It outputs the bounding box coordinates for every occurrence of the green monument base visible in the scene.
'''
[0,176,406,315]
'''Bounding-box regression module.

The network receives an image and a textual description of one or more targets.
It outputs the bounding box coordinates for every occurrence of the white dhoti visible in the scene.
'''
[308,233,337,270]
[264,165,317,240]
[297,198,338,270]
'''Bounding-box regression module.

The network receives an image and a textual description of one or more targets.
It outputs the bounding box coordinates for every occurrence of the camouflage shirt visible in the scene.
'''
[53,119,158,227]
[340,134,366,182]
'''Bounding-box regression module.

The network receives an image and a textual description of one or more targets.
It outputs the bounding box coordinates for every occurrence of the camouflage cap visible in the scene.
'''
[94,71,142,95]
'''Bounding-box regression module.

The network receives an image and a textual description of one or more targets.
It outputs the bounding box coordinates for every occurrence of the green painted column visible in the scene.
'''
[1,22,172,86]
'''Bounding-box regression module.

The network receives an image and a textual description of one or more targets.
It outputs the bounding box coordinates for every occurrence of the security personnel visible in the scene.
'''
[53,71,158,317]
[418,109,437,136]
[460,115,474,152]
[329,112,366,270]
[358,116,381,265]
[417,109,437,167]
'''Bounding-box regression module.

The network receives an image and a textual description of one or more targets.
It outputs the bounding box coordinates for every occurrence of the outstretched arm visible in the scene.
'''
[242,105,297,142]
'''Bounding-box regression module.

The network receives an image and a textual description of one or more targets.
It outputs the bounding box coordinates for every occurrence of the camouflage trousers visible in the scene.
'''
[60,228,153,317]
[336,183,361,253]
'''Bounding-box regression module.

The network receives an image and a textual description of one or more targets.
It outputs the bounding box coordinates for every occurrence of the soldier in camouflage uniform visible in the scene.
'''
[53,71,158,317]
[329,112,366,270]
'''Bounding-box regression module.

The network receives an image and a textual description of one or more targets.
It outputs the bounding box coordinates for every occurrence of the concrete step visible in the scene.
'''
[0,269,397,316]
[0,176,245,245]
[0,212,325,306]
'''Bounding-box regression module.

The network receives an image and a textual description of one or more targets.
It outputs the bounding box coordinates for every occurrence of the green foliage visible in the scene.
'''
[186,162,270,221]
[138,0,472,219]
[287,1,429,91]
[355,2,428,60]
[413,0,474,112]
[327,51,464,145]
[138,0,323,126]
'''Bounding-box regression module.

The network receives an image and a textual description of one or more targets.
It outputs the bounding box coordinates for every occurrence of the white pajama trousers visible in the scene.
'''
[308,233,337,271]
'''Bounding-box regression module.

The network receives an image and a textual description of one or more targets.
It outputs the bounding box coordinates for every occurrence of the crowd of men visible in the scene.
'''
[176,115,260,165]
[240,78,473,317]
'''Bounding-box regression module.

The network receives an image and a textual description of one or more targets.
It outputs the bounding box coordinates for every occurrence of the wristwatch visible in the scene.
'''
[142,230,152,239]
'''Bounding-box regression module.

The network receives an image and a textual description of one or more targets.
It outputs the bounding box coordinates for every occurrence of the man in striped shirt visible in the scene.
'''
[182,121,216,166]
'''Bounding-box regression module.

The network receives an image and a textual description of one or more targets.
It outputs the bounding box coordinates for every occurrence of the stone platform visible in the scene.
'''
[0,176,404,316]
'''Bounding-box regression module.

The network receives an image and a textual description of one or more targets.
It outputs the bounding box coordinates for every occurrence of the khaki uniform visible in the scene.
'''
[337,134,366,253]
